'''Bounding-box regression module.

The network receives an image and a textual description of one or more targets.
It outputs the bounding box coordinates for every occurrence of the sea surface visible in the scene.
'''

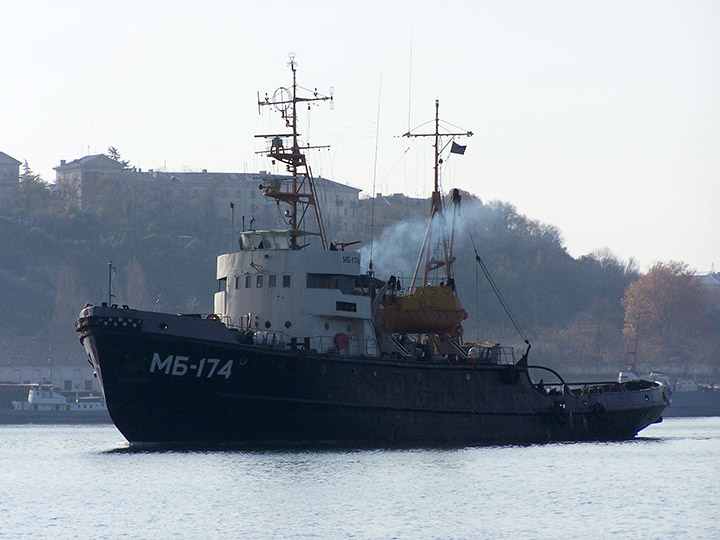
[1,418,718,540]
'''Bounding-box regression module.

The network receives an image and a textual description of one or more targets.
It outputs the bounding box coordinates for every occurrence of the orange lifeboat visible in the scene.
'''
[380,285,467,337]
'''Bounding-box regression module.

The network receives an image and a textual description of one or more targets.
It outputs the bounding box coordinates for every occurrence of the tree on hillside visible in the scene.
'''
[621,262,715,369]
[9,161,53,222]
[107,146,130,168]
[20,160,50,192]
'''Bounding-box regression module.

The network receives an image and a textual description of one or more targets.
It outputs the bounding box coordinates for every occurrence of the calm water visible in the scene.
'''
[1,418,718,540]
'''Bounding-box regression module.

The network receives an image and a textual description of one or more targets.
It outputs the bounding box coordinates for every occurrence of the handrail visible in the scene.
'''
[526,364,567,386]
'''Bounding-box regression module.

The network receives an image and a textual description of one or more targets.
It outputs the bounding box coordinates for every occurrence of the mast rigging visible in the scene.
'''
[402,100,472,290]
[256,54,334,249]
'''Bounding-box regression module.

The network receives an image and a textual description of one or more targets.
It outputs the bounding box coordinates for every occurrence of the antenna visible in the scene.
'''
[407,21,413,134]
[369,72,383,275]
[107,261,116,305]
[230,202,235,251]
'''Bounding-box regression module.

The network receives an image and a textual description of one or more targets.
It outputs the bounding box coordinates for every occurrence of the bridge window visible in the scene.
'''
[283,274,291,288]
[307,274,333,289]
[306,273,363,295]
[256,275,264,288]
[217,277,227,292]
[336,301,357,312]
[245,275,252,288]
[269,274,277,288]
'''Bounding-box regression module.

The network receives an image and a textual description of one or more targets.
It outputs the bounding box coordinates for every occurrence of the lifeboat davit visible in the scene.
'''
[380,285,467,337]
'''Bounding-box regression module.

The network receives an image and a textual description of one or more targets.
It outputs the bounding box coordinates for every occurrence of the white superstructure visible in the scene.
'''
[214,230,377,355]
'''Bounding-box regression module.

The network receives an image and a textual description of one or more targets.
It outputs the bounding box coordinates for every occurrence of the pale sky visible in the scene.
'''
[3,0,719,272]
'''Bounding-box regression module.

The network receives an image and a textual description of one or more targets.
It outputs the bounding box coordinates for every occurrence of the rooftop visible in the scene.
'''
[54,154,125,171]
[0,152,22,166]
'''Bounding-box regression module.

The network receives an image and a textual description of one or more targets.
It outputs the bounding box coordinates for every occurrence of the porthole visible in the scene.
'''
[466,373,472,381]
[320,364,327,375]
[346,324,352,332]
[373,370,378,377]
[416,373,423,382]
[324,323,330,330]
[239,357,248,366]
[159,323,168,330]
[285,321,292,328]
[264,321,271,329]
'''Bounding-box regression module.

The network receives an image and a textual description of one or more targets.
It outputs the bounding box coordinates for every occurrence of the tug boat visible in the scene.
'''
[75,58,668,446]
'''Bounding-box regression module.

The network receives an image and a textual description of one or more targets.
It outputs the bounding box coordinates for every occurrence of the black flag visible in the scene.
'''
[450,142,467,155]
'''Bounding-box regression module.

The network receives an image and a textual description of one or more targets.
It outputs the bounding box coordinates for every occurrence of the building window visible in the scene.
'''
[283,274,291,288]
[64,380,72,391]
[269,274,277,288]
[256,274,263,288]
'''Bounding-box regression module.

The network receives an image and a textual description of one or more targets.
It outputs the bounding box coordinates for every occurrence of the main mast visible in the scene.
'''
[403,100,472,291]
[256,54,333,249]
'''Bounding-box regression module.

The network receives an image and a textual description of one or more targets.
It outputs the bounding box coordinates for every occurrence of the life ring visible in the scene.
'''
[334,332,349,350]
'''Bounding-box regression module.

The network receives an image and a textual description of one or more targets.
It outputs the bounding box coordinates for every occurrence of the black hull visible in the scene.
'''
[76,306,669,446]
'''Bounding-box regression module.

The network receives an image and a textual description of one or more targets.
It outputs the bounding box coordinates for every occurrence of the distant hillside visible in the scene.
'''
[1,178,639,369]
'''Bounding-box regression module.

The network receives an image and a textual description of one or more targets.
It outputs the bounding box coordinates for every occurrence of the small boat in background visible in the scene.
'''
[0,384,110,424]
